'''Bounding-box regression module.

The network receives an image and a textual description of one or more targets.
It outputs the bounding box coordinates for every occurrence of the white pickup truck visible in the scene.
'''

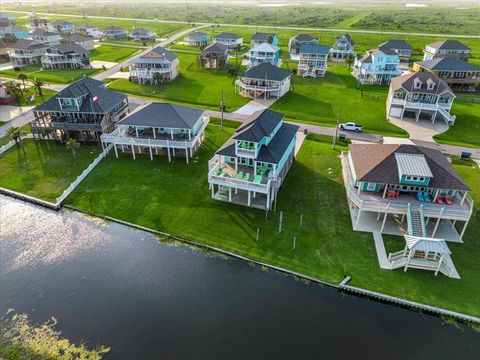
[339,122,363,132]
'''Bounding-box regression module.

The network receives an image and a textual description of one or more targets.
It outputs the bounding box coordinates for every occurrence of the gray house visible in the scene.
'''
[380,39,413,59]
[100,102,209,163]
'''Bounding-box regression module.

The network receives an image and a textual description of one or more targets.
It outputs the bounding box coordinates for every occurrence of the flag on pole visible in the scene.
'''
[92,96,99,104]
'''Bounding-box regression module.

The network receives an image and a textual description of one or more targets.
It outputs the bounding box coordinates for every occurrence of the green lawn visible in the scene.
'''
[433,102,480,148]
[66,125,480,317]
[90,45,141,63]
[0,124,31,147]
[18,86,57,107]
[0,65,101,84]
[0,139,101,202]
[106,52,250,111]
[271,63,408,137]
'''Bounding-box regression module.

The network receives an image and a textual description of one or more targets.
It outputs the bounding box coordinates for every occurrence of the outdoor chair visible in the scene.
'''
[253,175,262,184]
[238,171,244,179]
[220,168,227,177]
[436,196,444,204]
[445,195,453,205]
[417,192,424,202]
[244,173,250,181]
[423,192,431,203]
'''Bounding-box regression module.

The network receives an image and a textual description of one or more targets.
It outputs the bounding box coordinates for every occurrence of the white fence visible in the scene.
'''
[55,144,112,206]
[0,134,34,155]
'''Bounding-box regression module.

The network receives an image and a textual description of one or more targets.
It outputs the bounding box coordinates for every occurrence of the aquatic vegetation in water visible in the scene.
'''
[0,310,110,360]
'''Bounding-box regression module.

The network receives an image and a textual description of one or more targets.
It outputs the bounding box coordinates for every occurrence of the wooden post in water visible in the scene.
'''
[278,211,283,234]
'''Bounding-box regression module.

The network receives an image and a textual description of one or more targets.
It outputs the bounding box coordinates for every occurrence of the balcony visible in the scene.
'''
[235,79,279,92]
[340,153,473,221]
[208,157,272,194]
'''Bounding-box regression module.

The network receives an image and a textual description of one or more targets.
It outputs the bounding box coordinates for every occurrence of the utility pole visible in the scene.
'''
[332,105,342,150]
[220,90,225,132]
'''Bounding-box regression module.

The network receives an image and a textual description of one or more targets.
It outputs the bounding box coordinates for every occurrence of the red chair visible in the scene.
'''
[445,195,453,205]
[437,196,444,204]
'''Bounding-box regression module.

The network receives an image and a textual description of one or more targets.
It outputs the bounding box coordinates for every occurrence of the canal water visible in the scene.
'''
[0,196,479,359]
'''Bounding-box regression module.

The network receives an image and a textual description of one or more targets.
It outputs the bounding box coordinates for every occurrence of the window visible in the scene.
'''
[367,183,376,191]
[414,79,422,89]
[413,176,418,181]
[406,176,411,180]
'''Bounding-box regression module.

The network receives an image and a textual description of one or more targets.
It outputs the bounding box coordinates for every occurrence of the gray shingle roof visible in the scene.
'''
[239,63,292,82]
[233,109,285,142]
[427,40,470,51]
[348,144,471,191]
[214,32,242,40]
[131,46,177,64]
[374,45,398,56]
[119,102,204,129]
[7,39,49,50]
[216,110,298,164]
[31,29,58,37]
[202,42,228,54]
[380,39,412,51]
[294,34,315,41]
[390,71,453,95]
[49,42,88,55]
[299,43,330,54]
[62,34,93,42]
[415,57,480,72]
[34,77,127,114]
[251,32,276,41]
[187,31,208,38]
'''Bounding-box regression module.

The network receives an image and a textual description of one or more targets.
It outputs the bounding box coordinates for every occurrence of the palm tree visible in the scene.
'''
[152,72,163,85]
[17,73,28,90]
[5,82,24,106]
[66,138,80,157]
[32,78,46,97]
[7,126,26,148]
[346,54,354,71]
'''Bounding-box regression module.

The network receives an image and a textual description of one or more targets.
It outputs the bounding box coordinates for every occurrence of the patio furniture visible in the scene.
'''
[220,168,227,177]
[244,173,250,181]
[445,195,453,205]
[423,192,431,203]
[238,171,244,179]
[437,196,444,204]
[387,190,396,200]
[253,175,262,184]
[417,192,424,202]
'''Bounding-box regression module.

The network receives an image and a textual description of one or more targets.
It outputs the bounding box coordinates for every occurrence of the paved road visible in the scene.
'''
[6,10,480,39]
[93,24,210,81]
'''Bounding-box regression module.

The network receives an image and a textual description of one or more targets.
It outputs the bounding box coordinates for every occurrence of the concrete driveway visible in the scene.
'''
[234,98,279,116]
[388,116,449,142]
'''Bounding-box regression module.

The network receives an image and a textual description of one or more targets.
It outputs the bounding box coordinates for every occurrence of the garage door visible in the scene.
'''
[389,107,402,117]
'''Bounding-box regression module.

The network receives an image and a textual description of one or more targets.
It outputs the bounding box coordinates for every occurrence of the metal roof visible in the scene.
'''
[395,153,433,178]
[299,43,330,54]
[251,32,276,41]
[404,235,451,254]
[251,42,279,53]
[427,40,470,51]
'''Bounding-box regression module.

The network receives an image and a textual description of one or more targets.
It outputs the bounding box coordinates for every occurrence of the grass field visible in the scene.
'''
[433,102,480,148]
[271,62,408,137]
[106,52,250,111]
[0,139,101,202]
[0,65,101,84]
[64,124,480,317]
[90,45,141,63]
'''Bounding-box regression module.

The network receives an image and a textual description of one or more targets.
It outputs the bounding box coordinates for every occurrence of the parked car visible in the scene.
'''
[339,122,363,132]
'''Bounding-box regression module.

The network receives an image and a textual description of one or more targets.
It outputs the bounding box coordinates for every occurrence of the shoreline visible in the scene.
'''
[1,191,478,325]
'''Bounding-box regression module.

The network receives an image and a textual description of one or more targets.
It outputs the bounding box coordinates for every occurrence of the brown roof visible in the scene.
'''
[348,144,471,191]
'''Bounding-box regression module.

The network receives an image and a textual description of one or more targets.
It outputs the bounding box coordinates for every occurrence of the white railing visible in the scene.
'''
[101,119,209,149]
[236,148,256,157]
[235,80,279,92]
[55,144,112,205]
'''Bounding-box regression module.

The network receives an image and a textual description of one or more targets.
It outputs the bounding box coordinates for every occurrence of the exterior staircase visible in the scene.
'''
[408,205,426,237]
[438,106,456,125]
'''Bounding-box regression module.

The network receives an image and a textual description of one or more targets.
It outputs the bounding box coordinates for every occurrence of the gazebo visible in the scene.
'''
[388,235,456,277]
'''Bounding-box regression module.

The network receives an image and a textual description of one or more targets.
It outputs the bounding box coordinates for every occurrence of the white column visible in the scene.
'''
[188,130,191,141]
[185,146,189,164]
[380,211,388,233]
[171,128,174,140]
[432,207,444,238]
[383,184,388,198]
[248,190,251,206]
[354,209,362,229]
[131,144,136,160]
[229,188,232,202]
[235,157,238,171]
[149,145,153,161]
[114,144,118,158]
[152,127,156,139]
[135,127,139,137]
[460,218,470,240]
[460,191,467,206]
[433,189,439,203]
[211,184,214,198]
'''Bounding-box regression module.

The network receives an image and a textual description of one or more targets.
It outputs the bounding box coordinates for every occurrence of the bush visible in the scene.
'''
[13,67,21,72]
